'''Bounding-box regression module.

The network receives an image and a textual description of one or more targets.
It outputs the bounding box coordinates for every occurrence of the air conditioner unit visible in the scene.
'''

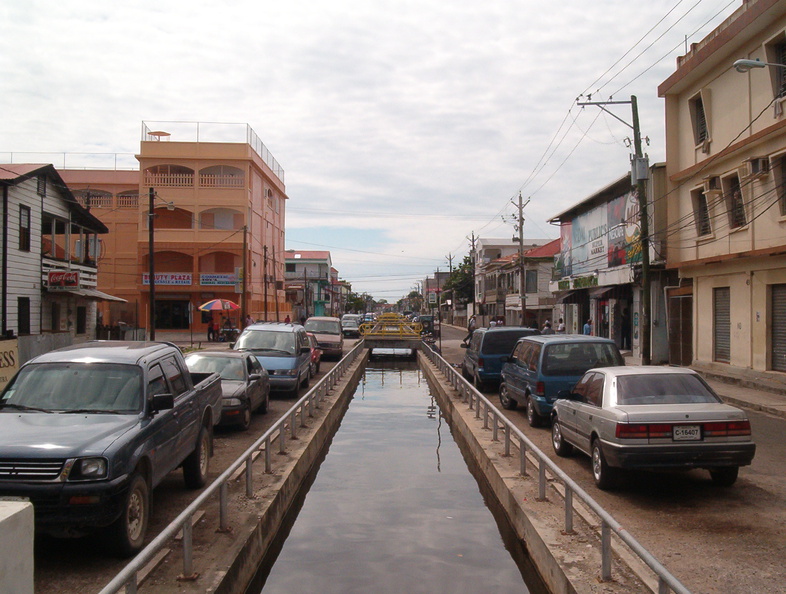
[702,176,721,194]
[745,157,770,179]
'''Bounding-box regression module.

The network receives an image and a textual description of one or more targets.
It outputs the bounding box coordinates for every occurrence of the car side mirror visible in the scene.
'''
[556,389,576,400]
[151,393,175,413]
[249,373,261,381]
[301,346,311,353]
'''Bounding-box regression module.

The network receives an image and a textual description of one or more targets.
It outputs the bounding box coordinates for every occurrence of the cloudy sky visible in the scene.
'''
[1,0,738,301]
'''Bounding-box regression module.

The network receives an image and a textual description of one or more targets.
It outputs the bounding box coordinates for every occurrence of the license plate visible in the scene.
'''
[673,425,701,441]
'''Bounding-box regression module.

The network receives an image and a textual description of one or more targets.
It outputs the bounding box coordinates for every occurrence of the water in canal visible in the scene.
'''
[253,362,546,593]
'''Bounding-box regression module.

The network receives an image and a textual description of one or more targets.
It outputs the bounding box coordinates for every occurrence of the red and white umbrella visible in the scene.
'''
[198,298,241,312]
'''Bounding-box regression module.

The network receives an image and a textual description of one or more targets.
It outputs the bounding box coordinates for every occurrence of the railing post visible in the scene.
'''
[492,415,499,441]
[564,485,574,533]
[181,515,195,579]
[519,438,527,476]
[219,482,229,532]
[483,401,489,429]
[504,425,511,457]
[245,456,253,498]
[265,437,272,473]
[123,574,138,594]
[538,458,546,501]
[279,426,286,454]
[601,521,612,581]
[290,412,297,439]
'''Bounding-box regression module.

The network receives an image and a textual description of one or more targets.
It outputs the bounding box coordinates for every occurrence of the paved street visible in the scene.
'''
[438,323,786,593]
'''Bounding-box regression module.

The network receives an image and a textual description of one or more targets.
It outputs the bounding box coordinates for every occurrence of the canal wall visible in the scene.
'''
[141,349,370,594]
[419,352,649,594]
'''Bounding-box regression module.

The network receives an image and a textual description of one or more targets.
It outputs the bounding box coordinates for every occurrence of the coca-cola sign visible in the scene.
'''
[48,270,80,290]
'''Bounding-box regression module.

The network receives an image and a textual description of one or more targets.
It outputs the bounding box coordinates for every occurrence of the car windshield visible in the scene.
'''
[304,320,341,334]
[0,363,143,413]
[186,355,244,381]
[542,342,623,376]
[483,330,535,355]
[616,374,721,405]
[236,330,296,354]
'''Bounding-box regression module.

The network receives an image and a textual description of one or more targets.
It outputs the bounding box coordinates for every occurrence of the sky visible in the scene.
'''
[0,0,740,301]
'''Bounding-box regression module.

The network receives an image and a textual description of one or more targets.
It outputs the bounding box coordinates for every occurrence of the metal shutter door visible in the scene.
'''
[772,285,786,372]
[713,287,730,363]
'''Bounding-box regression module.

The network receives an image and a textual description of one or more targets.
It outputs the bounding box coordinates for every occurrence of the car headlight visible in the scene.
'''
[68,457,108,481]
[225,397,243,407]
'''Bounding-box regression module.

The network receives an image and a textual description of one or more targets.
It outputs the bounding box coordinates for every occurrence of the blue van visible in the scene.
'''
[499,335,624,426]
[461,326,540,391]
[233,323,313,397]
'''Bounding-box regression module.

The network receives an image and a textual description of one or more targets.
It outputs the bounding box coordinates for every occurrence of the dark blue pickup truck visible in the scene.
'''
[0,341,222,556]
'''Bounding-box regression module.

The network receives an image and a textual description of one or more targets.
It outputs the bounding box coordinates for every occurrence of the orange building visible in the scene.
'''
[61,122,290,337]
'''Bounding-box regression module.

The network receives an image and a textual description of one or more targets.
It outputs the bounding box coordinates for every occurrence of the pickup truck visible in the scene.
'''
[0,341,222,556]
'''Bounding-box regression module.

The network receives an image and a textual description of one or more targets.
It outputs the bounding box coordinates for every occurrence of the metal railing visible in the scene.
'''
[98,341,365,594]
[421,345,691,594]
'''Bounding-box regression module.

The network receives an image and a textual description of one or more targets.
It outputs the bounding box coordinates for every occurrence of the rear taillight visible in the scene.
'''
[477,357,484,370]
[535,381,545,396]
[705,421,752,437]
[647,424,672,438]
[616,424,649,439]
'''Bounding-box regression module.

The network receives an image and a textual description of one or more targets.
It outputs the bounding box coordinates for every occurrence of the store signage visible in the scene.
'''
[0,339,18,391]
[48,270,80,291]
[200,274,236,286]
[142,273,192,286]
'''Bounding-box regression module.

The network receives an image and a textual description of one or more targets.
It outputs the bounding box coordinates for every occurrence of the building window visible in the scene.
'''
[525,270,538,294]
[713,287,730,363]
[19,205,31,251]
[689,93,709,147]
[722,174,747,229]
[18,297,30,335]
[691,188,712,236]
[285,263,296,273]
[51,302,61,333]
[37,175,46,197]
[765,37,786,99]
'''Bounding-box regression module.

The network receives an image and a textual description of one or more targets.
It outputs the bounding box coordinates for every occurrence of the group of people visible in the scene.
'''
[206,314,255,342]
[540,318,566,334]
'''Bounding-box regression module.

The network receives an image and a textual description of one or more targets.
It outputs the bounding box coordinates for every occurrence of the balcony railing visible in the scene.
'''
[144,173,194,187]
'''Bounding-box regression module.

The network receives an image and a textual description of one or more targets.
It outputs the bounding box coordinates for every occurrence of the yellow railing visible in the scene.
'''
[359,313,422,337]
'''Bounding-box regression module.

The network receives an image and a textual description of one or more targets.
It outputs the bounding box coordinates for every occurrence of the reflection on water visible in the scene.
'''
[258,365,540,594]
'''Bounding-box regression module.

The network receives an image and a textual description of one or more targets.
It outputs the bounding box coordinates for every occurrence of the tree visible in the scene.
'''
[443,254,474,304]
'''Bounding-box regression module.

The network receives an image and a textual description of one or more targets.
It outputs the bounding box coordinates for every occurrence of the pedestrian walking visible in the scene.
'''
[583,319,593,335]
[207,320,216,342]
[245,314,254,327]
[463,315,476,344]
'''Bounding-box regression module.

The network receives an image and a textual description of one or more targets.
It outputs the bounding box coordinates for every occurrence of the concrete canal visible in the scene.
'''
[249,361,547,593]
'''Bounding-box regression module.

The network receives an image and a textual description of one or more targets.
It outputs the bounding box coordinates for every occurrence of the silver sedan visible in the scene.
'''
[550,366,756,489]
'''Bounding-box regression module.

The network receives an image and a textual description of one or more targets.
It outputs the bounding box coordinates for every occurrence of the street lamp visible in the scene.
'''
[733,58,786,72]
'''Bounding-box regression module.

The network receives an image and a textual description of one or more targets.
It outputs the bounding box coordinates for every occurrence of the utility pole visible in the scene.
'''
[148,187,156,340]
[263,245,268,321]
[445,253,454,324]
[468,232,477,320]
[272,245,280,321]
[241,225,248,324]
[511,193,530,326]
[577,95,651,364]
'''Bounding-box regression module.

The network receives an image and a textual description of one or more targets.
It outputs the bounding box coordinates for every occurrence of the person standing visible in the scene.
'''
[207,319,216,342]
[284,314,291,323]
[557,318,566,334]
[583,319,593,335]
[541,321,555,335]
[621,308,631,350]
[463,315,476,344]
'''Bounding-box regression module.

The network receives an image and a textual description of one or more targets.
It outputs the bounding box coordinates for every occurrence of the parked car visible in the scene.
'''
[417,314,439,337]
[303,316,344,359]
[341,314,361,338]
[461,327,540,391]
[233,322,312,397]
[499,335,624,427]
[550,366,756,489]
[185,351,269,430]
[0,341,223,556]
[306,332,323,377]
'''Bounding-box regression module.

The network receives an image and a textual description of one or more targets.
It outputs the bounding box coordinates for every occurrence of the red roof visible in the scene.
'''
[524,238,560,258]
[284,250,331,260]
[0,163,50,181]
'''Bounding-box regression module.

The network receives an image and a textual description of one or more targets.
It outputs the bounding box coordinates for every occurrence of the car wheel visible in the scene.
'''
[551,417,574,456]
[259,390,269,414]
[238,403,251,431]
[107,472,149,557]
[300,370,310,389]
[183,425,211,489]
[592,438,620,490]
[710,466,739,486]
[310,361,318,377]
[526,396,543,427]
[499,383,517,410]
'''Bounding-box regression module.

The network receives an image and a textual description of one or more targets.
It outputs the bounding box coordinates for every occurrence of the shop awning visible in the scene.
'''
[556,290,580,304]
[589,287,615,299]
[66,288,128,303]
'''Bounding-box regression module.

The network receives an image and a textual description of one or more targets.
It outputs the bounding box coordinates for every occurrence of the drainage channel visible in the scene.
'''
[247,360,548,593]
